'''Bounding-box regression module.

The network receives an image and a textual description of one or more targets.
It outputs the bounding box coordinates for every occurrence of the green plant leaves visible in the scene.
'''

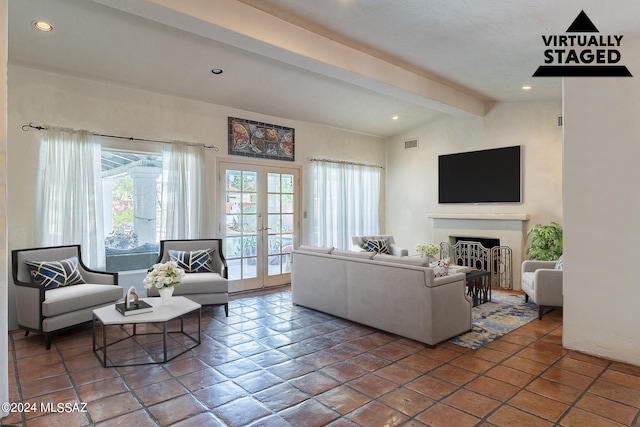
[526,222,563,261]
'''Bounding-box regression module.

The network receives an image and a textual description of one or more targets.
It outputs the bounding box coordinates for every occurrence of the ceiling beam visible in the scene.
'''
[93,0,487,118]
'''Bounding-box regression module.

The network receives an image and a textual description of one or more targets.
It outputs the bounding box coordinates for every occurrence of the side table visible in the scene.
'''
[465,270,491,307]
[93,296,201,368]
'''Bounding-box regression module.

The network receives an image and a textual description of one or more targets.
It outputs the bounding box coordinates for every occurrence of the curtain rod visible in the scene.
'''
[308,157,384,169]
[22,123,219,151]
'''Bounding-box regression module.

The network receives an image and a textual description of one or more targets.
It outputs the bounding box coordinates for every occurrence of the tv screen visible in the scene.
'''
[438,145,522,204]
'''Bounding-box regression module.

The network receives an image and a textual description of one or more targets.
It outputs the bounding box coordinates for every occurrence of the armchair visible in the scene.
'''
[12,245,122,349]
[521,259,563,319]
[351,235,408,256]
[147,239,229,316]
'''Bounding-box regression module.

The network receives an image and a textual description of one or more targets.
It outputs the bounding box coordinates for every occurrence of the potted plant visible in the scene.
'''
[416,242,440,261]
[526,222,563,261]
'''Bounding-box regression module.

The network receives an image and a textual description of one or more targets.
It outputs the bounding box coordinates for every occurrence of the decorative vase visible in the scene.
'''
[421,254,436,263]
[158,286,174,305]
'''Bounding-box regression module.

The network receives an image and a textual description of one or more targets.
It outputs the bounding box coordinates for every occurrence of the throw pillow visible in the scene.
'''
[430,258,450,277]
[24,256,86,290]
[363,238,390,254]
[554,255,564,270]
[169,249,215,273]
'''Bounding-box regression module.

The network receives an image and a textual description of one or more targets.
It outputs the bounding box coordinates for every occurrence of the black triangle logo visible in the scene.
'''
[566,10,599,32]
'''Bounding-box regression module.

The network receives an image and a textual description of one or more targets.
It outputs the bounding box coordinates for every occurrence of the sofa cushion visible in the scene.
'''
[24,256,86,290]
[363,238,390,254]
[296,245,334,254]
[42,284,123,317]
[333,249,376,259]
[373,253,429,266]
[429,258,450,277]
[169,249,215,273]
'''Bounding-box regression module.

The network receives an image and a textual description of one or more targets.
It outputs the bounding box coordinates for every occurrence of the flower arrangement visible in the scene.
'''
[143,261,185,290]
[415,242,439,257]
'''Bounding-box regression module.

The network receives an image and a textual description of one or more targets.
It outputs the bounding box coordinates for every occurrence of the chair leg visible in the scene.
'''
[224,303,229,317]
[24,330,29,337]
[538,306,544,320]
[525,294,529,303]
[45,333,52,350]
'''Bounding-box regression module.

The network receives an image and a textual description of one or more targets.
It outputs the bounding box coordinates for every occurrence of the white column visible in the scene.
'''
[102,178,114,234]
[129,166,161,245]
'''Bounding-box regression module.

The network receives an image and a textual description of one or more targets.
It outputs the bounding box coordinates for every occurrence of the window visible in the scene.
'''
[101,150,163,271]
[311,160,381,250]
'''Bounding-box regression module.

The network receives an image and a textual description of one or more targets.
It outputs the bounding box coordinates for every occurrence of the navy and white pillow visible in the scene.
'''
[363,238,391,254]
[169,248,215,273]
[24,256,86,290]
[554,255,564,270]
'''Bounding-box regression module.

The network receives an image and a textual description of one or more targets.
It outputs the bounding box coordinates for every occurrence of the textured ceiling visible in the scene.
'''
[8,0,640,137]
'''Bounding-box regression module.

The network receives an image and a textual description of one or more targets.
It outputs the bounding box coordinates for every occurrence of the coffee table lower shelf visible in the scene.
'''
[92,296,201,368]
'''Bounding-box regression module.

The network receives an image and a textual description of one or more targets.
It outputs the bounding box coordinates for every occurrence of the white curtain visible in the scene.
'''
[311,160,381,249]
[35,127,105,268]
[160,143,206,239]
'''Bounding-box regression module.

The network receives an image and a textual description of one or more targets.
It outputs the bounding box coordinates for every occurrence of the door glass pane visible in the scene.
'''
[225,170,259,280]
[267,173,294,276]
[281,194,294,213]
[267,193,280,214]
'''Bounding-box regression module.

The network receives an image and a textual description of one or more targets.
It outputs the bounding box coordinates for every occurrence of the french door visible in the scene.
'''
[219,161,299,293]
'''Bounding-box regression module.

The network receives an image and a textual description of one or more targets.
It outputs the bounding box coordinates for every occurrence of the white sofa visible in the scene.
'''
[291,246,472,346]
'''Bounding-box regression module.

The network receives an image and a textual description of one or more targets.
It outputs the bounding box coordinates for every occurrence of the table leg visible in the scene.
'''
[102,323,107,368]
[163,321,168,363]
[92,314,96,353]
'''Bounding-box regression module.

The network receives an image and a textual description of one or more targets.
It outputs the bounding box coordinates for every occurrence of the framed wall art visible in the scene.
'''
[228,117,295,161]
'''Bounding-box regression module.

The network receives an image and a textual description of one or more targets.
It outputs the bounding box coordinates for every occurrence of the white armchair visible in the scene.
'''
[521,259,563,319]
[351,235,408,256]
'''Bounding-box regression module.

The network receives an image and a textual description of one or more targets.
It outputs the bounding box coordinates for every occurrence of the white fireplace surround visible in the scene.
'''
[429,213,529,290]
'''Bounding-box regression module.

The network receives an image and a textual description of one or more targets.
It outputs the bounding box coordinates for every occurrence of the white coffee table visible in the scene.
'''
[92,296,201,368]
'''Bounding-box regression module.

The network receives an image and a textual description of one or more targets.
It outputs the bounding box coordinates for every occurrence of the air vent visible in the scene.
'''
[404,139,418,149]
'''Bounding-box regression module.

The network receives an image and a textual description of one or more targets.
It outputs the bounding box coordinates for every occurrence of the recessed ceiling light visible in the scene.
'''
[33,20,53,32]
[211,68,224,75]
[392,115,399,120]
[522,85,532,90]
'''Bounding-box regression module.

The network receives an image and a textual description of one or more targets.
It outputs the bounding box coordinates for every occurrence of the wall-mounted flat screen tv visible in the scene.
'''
[438,145,522,204]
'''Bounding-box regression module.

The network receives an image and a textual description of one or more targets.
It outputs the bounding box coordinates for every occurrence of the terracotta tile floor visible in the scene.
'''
[3,286,640,426]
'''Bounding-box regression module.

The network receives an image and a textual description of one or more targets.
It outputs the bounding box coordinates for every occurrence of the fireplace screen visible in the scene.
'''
[441,240,513,290]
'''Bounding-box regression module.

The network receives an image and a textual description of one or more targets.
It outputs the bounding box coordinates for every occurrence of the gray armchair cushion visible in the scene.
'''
[42,284,124,317]
[147,272,227,296]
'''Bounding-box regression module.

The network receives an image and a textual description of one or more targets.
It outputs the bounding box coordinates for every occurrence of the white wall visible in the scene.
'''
[1,0,9,418]
[562,37,640,366]
[386,101,563,254]
[6,66,386,329]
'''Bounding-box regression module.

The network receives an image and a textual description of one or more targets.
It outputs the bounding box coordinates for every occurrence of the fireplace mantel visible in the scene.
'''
[428,213,529,221]
[429,213,530,290]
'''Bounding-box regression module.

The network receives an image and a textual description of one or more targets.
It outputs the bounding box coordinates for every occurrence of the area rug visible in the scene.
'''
[449,291,539,350]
